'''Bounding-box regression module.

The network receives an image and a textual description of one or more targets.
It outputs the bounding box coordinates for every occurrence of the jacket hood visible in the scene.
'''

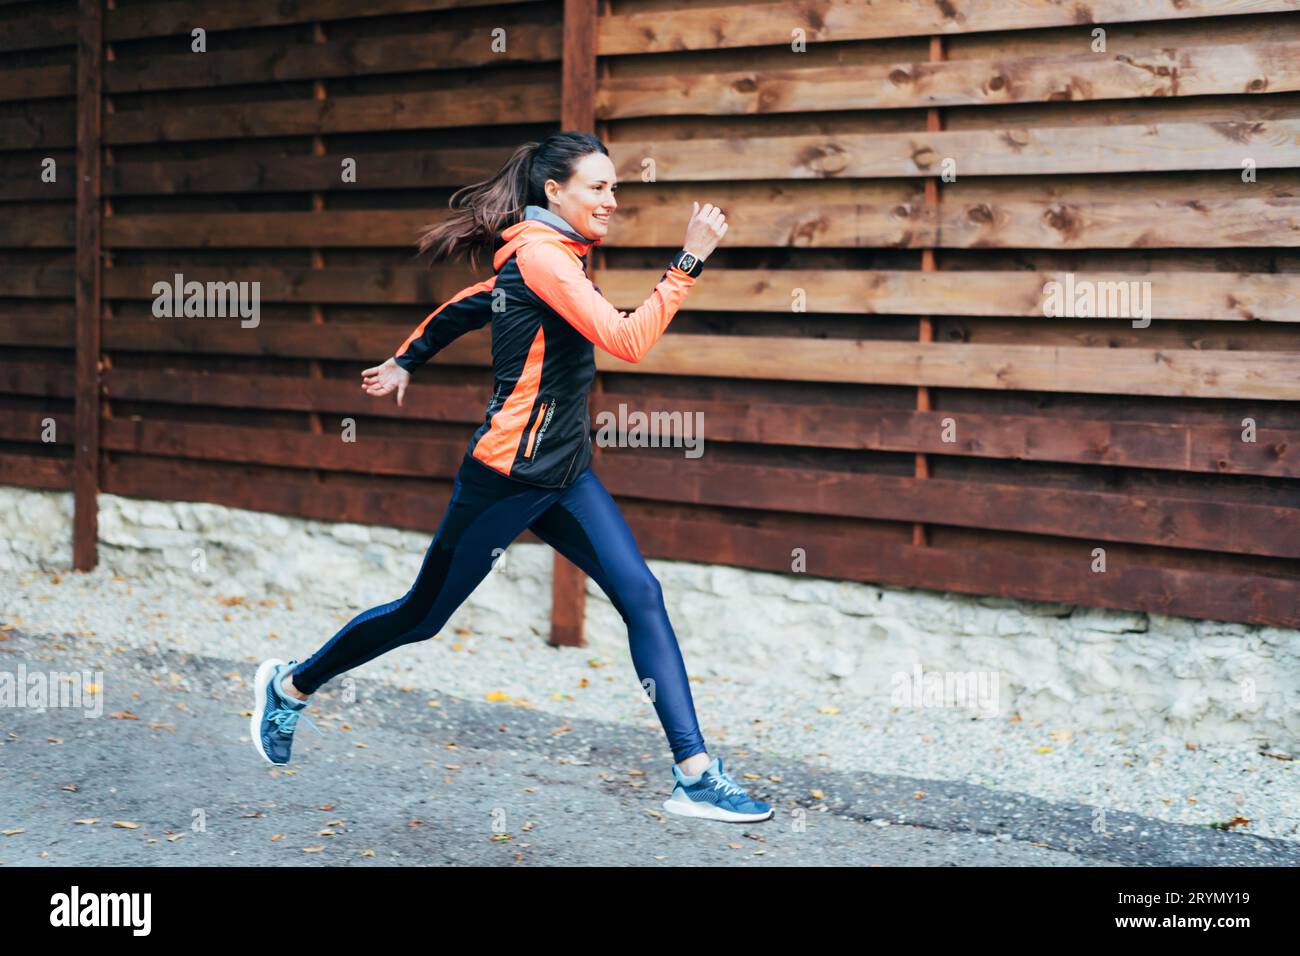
[493,203,600,272]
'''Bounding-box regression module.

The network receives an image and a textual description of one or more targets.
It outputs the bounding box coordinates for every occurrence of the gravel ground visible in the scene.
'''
[3,565,1296,851]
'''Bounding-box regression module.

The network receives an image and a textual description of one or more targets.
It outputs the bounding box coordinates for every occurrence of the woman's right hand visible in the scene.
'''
[362,357,411,407]
[682,201,728,261]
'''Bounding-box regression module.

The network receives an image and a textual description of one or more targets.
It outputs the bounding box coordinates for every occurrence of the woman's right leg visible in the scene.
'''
[288,457,560,696]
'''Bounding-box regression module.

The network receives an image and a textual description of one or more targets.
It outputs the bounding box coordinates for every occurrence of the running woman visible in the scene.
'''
[252,131,772,823]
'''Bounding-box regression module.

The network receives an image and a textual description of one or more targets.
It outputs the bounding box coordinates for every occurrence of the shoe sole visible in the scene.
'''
[251,658,287,766]
[661,795,773,823]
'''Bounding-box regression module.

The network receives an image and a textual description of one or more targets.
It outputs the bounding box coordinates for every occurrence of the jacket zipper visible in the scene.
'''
[524,402,548,458]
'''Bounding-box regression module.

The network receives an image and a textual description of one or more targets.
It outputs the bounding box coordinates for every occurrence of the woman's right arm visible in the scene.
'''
[517,202,727,364]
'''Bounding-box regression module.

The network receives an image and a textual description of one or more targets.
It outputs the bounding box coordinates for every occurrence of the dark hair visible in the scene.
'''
[416,130,608,273]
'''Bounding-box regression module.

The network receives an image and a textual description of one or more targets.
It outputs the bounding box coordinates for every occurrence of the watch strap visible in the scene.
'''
[669,248,705,278]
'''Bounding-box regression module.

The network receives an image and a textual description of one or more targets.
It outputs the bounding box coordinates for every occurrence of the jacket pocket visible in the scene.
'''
[523,395,555,459]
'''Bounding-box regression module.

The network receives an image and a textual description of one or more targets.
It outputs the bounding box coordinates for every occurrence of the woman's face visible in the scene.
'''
[544,151,618,242]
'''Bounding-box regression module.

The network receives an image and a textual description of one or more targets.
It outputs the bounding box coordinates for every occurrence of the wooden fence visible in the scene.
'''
[2,0,1298,634]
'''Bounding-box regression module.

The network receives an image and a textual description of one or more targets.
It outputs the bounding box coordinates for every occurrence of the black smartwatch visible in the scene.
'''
[669,248,705,278]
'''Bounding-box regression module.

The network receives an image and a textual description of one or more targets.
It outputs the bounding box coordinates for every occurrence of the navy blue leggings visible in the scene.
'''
[290,452,708,764]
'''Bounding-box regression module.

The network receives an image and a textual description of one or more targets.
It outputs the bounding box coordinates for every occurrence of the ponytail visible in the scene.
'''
[415,131,608,273]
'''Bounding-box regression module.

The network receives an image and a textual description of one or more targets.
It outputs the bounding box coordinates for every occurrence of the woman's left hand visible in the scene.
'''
[362,357,411,407]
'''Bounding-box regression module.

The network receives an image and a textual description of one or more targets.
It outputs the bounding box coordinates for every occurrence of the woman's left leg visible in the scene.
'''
[527,467,708,766]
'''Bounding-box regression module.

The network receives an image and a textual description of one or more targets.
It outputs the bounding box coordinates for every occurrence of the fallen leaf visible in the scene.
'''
[1211,816,1250,830]
[111,821,140,829]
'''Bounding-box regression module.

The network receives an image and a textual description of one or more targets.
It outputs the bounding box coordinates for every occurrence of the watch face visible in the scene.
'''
[679,253,697,272]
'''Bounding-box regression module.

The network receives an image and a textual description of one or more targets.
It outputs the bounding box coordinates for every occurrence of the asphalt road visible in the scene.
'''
[2,628,1296,867]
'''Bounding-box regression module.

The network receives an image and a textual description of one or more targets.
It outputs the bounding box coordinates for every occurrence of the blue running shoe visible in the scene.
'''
[251,658,323,766]
[662,756,774,822]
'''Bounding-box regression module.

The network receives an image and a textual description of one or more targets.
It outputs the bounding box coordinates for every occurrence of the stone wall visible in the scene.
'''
[3,485,1296,750]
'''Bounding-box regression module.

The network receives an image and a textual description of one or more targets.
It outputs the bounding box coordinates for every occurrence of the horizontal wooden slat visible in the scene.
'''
[610,119,1300,179]
[599,269,1300,321]
[0,409,70,443]
[599,0,1300,53]
[0,264,77,297]
[0,451,72,489]
[99,319,492,364]
[0,64,72,102]
[597,42,1300,117]
[5,265,1288,325]
[623,504,1300,628]
[0,145,507,200]
[599,455,1300,559]
[0,312,75,348]
[598,184,1300,249]
[103,0,531,42]
[89,188,1300,249]
[0,206,75,246]
[101,417,468,478]
[102,83,560,147]
[601,336,1300,400]
[104,24,561,94]
[101,147,512,198]
[21,266,1288,324]
[102,452,453,531]
[8,314,1297,400]
[101,211,436,248]
[99,366,1300,479]
[103,367,488,422]
[94,318,1300,401]
[590,394,1300,479]
[0,360,73,398]
[0,10,76,54]
[100,265,465,305]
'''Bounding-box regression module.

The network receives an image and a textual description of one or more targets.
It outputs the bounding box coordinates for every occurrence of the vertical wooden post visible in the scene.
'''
[549,0,599,647]
[73,0,103,571]
[912,35,944,549]
[308,23,329,483]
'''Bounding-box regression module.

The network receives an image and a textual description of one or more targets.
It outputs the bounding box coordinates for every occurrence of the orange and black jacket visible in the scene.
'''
[393,204,698,488]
